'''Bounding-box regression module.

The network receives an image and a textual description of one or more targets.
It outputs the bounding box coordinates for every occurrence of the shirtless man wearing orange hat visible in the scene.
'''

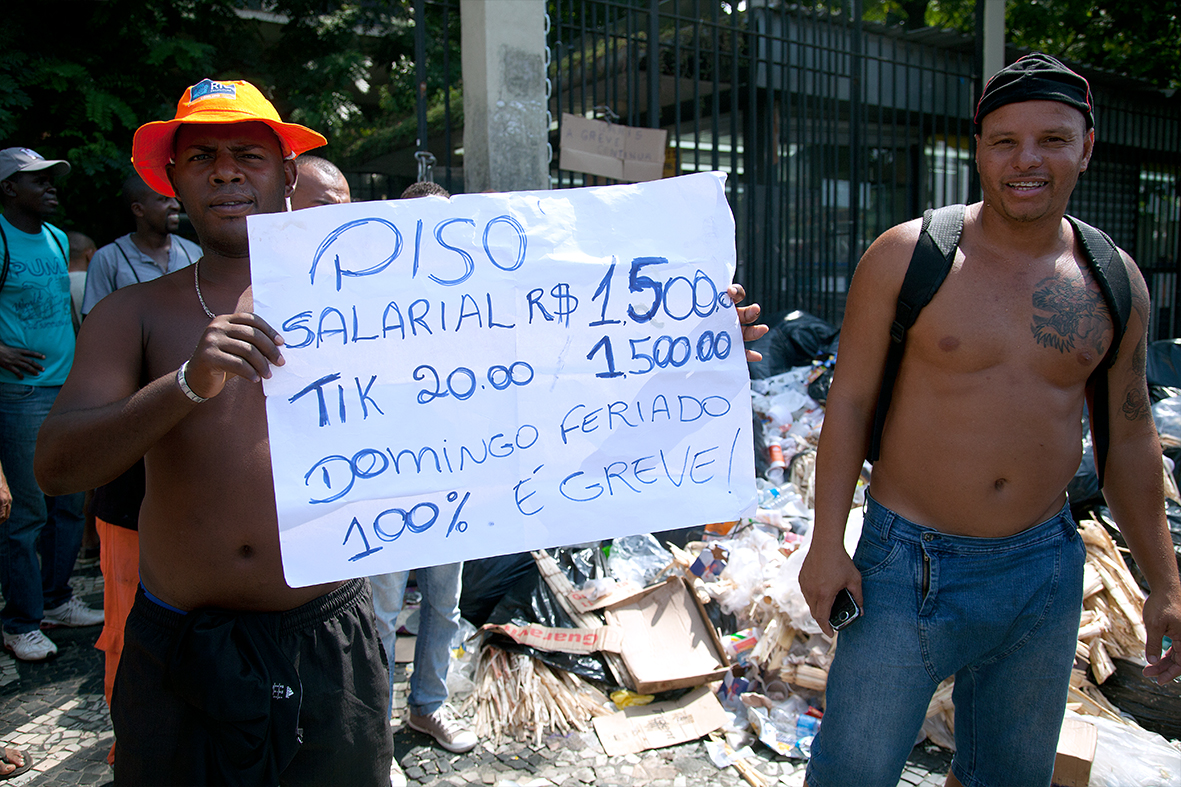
[36,79,394,786]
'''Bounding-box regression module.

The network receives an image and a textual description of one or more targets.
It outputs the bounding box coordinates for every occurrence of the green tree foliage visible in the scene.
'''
[867,0,1179,90]
[0,0,457,245]
[1003,1,1180,91]
[1,2,238,242]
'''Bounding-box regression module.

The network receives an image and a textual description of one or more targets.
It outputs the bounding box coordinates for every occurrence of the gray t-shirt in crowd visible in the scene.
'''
[82,233,202,315]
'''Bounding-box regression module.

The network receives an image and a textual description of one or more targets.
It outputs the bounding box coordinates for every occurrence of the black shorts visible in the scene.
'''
[112,579,393,786]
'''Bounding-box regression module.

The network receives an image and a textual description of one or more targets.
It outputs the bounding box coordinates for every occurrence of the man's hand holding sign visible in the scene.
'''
[248,172,766,587]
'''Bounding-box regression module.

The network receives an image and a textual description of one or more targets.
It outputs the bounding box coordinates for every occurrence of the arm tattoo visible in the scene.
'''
[1120,327,1151,423]
[1121,386,1150,422]
[1030,265,1111,355]
[1120,254,1152,423]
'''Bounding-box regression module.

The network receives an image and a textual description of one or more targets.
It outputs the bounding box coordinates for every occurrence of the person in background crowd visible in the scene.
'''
[67,230,100,573]
[80,171,199,764]
[0,460,11,526]
[399,181,449,200]
[81,172,200,318]
[365,178,479,755]
[0,147,103,664]
[66,231,95,332]
[290,154,351,209]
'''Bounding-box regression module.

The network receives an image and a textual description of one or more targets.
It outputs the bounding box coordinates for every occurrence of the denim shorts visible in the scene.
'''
[806,492,1085,787]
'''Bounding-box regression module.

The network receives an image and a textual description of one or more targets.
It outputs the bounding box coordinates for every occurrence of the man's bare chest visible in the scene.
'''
[906,257,1113,384]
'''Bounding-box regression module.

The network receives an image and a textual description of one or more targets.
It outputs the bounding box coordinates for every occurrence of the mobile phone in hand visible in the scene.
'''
[829,587,861,630]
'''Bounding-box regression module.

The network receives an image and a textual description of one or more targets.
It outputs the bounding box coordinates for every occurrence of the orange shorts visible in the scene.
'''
[94,519,139,708]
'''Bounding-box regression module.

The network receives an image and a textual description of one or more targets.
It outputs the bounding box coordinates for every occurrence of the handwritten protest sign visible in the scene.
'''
[249,172,756,587]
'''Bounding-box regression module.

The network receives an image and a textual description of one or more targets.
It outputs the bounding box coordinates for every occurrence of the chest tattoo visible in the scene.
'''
[1030,266,1110,356]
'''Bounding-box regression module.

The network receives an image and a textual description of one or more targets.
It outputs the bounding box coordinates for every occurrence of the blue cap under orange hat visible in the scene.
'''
[974,53,1094,132]
[132,79,327,198]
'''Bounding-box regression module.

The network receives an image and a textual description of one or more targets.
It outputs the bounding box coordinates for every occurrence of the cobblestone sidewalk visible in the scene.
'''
[0,565,953,786]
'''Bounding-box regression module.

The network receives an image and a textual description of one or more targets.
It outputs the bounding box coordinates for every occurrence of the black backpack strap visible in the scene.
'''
[114,239,143,284]
[0,223,68,297]
[47,226,67,267]
[868,204,964,462]
[1067,215,1132,488]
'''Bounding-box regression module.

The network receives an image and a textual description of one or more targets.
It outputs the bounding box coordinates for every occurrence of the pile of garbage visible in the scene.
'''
[445,320,1181,785]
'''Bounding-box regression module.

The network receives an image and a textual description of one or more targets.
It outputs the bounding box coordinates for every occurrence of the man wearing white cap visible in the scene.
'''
[35,80,393,785]
[0,147,103,664]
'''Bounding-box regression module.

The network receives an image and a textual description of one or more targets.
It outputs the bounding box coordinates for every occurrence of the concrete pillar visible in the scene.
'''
[461,0,549,192]
[982,0,1006,82]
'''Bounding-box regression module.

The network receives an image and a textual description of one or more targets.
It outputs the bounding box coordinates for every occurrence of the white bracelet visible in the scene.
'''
[177,360,209,404]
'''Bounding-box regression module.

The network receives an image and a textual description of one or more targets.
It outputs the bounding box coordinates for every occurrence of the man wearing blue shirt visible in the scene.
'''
[0,146,102,662]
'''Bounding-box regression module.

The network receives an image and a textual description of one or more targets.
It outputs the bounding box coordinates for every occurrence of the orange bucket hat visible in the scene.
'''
[132,79,327,197]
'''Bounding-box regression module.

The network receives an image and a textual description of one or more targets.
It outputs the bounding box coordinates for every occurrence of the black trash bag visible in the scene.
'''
[1146,339,1181,388]
[747,310,839,380]
[1066,419,1102,512]
[1147,339,1181,402]
[480,545,613,684]
[1096,657,1181,741]
[460,552,538,628]
[806,359,835,405]
[752,411,769,478]
[1150,395,1181,492]
[554,542,609,585]
[1066,410,1107,512]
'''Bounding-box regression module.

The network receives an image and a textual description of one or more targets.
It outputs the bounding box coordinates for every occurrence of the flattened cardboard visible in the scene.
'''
[605,576,729,693]
[559,113,668,183]
[568,579,645,612]
[1051,717,1097,787]
[593,685,727,756]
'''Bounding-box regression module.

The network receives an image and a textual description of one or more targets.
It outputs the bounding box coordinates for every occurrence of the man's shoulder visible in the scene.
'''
[95,234,133,253]
[171,235,202,255]
[85,265,189,320]
[42,222,68,250]
[860,215,928,275]
[92,235,133,263]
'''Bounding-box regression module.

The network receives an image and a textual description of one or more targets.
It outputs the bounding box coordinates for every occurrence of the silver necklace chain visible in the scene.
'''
[194,258,216,320]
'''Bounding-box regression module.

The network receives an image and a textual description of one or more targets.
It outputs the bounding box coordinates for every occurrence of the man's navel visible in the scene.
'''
[939,336,960,352]
[994,478,1007,491]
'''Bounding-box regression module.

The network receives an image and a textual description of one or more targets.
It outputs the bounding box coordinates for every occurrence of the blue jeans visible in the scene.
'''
[806,492,1084,787]
[370,562,463,717]
[0,383,85,634]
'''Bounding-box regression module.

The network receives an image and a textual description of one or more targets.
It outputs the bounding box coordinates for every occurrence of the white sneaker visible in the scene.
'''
[408,704,478,753]
[42,597,104,628]
[3,630,58,661]
[389,757,407,787]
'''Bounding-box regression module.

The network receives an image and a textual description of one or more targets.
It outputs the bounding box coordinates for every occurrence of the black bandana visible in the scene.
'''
[975,53,1094,131]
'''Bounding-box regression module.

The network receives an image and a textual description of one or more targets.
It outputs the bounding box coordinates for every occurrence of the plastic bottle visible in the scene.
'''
[766,438,786,485]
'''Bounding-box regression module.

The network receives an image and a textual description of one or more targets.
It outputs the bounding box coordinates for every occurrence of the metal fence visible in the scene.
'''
[545,0,1181,337]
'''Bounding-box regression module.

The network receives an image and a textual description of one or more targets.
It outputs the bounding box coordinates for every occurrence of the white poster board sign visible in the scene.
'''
[249,172,756,587]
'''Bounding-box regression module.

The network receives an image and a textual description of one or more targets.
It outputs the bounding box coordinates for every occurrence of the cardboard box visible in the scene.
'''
[593,685,727,756]
[605,576,729,694]
[1051,717,1097,787]
[559,113,668,183]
